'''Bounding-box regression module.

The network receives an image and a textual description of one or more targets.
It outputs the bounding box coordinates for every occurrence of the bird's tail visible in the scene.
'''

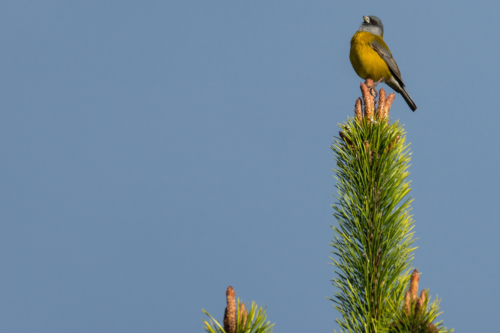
[400,88,417,112]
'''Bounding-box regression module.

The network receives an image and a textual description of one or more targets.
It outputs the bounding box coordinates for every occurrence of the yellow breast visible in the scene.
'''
[349,31,391,81]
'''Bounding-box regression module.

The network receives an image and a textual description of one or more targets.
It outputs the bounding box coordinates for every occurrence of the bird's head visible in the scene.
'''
[358,16,384,37]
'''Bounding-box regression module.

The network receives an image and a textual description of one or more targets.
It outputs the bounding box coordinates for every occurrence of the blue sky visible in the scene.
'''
[0,1,498,332]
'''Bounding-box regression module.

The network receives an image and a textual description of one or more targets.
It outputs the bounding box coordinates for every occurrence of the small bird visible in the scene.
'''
[350,16,417,111]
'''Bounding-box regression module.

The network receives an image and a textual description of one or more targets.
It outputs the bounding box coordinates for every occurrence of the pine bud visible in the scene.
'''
[355,98,363,121]
[416,289,426,314]
[404,289,411,315]
[238,302,248,328]
[360,82,374,120]
[376,88,386,120]
[383,93,396,121]
[223,286,236,333]
[410,269,419,300]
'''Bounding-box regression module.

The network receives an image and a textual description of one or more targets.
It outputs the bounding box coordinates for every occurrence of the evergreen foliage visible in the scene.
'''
[330,116,415,332]
[389,289,452,333]
[201,83,453,333]
[329,84,452,332]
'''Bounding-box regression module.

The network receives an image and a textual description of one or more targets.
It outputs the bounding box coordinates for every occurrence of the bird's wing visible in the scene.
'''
[371,40,405,88]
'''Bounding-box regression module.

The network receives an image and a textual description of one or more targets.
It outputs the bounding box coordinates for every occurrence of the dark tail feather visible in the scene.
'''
[400,88,417,112]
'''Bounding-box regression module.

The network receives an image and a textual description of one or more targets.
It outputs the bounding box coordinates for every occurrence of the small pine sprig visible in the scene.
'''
[202,286,274,333]
[389,270,453,333]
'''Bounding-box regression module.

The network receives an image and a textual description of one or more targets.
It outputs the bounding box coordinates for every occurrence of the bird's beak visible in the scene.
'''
[363,16,370,24]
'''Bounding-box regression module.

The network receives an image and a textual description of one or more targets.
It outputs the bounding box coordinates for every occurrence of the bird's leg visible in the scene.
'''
[365,78,384,97]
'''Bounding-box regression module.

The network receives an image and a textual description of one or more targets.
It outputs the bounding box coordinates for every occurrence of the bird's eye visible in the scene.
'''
[372,21,378,26]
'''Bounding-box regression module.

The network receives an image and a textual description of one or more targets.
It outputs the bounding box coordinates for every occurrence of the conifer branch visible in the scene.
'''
[202,287,274,333]
[331,81,453,333]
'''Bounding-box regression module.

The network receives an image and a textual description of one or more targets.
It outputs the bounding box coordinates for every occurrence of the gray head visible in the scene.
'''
[358,16,384,37]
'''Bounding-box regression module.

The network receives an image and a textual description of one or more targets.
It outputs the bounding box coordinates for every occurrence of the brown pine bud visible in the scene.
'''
[360,82,375,120]
[383,93,396,120]
[404,289,411,315]
[355,98,363,121]
[410,269,419,300]
[238,302,248,328]
[416,289,426,314]
[223,286,236,333]
[376,88,386,120]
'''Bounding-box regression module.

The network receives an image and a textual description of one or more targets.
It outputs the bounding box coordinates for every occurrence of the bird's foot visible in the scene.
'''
[365,78,383,97]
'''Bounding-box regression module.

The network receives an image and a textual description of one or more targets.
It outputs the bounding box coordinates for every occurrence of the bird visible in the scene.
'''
[350,16,417,111]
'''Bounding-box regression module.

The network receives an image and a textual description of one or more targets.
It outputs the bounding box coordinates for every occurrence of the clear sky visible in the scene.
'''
[0,1,498,332]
